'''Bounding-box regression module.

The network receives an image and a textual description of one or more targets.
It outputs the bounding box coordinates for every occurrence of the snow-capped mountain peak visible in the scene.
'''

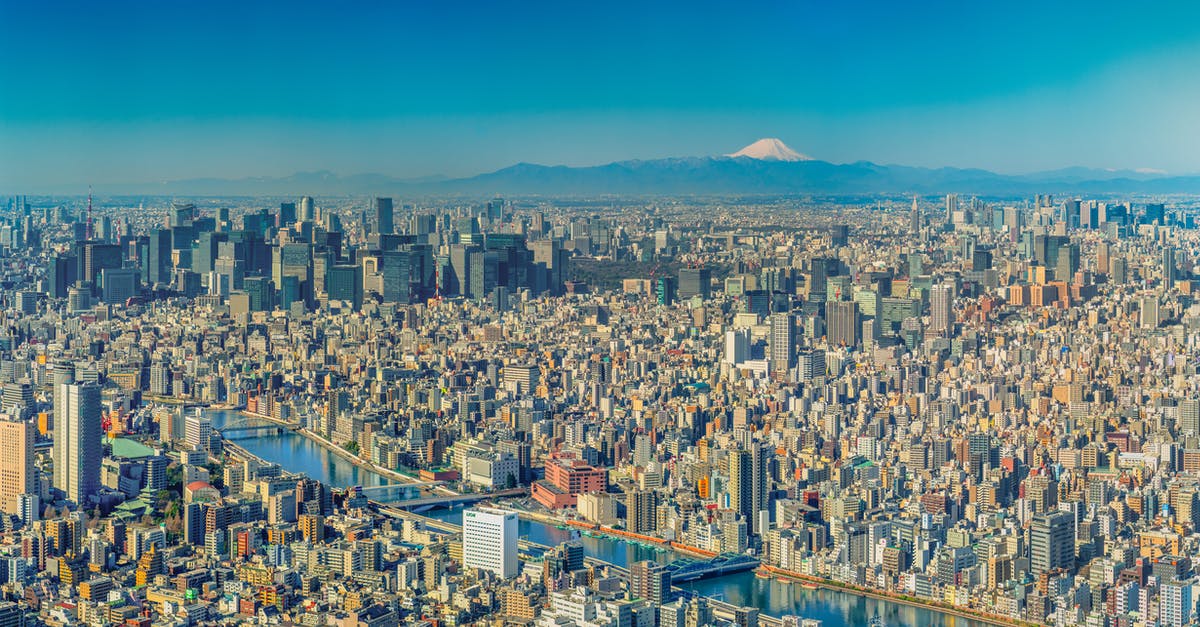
[727,138,813,162]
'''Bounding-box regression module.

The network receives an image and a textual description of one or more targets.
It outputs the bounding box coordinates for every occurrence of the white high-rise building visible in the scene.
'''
[945,193,959,222]
[184,412,213,452]
[930,284,954,336]
[53,382,102,505]
[724,328,751,365]
[463,506,518,579]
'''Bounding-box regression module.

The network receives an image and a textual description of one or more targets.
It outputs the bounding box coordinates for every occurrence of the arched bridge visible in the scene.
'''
[215,415,300,439]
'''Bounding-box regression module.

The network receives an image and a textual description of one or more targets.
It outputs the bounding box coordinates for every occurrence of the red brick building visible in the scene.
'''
[532,457,607,509]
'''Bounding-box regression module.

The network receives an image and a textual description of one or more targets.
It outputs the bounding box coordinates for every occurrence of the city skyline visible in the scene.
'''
[5,1,1200,190]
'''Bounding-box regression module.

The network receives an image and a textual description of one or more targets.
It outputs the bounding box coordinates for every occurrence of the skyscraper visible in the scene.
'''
[1181,399,1200,437]
[51,362,74,492]
[1163,245,1176,290]
[750,442,770,535]
[724,328,751,365]
[463,506,518,579]
[826,301,860,347]
[728,449,752,528]
[910,195,920,234]
[374,197,394,235]
[0,418,35,515]
[930,284,954,337]
[147,228,172,286]
[53,382,102,506]
[944,193,958,222]
[1030,510,1074,575]
[678,267,711,301]
[278,201,297,227]
[769,313,796,375]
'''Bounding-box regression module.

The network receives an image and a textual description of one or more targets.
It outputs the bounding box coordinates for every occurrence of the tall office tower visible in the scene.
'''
[1111,256,1128,285]
[796,349,825,382]
[1181,399,1200,437]
[678,267,711,301]
[1030,510,1074,575]
[1141,296,1161,329]
[626,489,657,534]
[1145,202,1166,225]
[51,363,74,493]
[47,254,78,299]
[298,196,315,222]
[1096,242,1111,274]
[326,265,363,310]
[728,449,752,527]
[724,328,751,366]
[53,382,102,505]
[930,284,954,336]
[81,242,122,286]
[826,301,860,347]
[750,442,770,535]
[910,196,920,233]
[170,202,195,227]
[146,228,173,286]
[830,224,849,247]
[486,198,505,222]
[630,560,671,606]
[768,313,796,375]
[944,193,958,222]
[447,244,475,298]
[469,250,499,300]
[278,202,297,227]
[1163,245,1176,290]
[463,506,518,579]
[1055,242,1079,282]
[374,197,394,235]
[0,418,35,515]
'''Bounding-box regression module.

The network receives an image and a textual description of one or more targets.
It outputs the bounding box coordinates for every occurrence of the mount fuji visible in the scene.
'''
[727,138,813,162]
[113,138,1194,197]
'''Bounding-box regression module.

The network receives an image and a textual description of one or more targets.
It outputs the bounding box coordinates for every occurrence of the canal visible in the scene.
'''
[210,409,992,627]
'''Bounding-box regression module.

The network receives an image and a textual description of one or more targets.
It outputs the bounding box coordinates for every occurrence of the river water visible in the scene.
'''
[210,410,991,627]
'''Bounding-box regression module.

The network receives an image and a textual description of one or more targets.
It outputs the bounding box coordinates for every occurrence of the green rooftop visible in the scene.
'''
[111,438,156,459]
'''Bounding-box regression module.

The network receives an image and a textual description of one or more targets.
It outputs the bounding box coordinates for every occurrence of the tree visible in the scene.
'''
[166,463,183,491]
[204,460,225,489]
[342,441,360,455]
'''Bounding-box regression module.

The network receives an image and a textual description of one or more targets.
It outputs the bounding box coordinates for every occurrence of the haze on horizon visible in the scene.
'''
[4,0,1200,192]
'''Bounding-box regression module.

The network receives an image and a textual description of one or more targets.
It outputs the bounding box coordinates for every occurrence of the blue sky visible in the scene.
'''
[3,1,1200,189]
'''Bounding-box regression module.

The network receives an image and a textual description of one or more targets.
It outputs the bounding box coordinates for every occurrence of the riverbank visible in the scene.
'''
[297,426,424,487]
[227,409,438,489]
[757,564,1033,627]
[212,409,1001,627]
[514,509,719,560]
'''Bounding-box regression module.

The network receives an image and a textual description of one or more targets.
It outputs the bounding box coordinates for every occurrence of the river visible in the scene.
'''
[208,409,417,502]
[209,409,992,627]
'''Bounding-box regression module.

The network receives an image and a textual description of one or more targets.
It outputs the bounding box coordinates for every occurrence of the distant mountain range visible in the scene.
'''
[97,139,1200,197]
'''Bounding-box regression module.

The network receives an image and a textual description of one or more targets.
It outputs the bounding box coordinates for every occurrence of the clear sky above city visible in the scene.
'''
[3,0,1200,190]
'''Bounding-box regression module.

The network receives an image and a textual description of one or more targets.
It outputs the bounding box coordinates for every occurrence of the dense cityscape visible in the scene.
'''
[0,190,1197,627]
